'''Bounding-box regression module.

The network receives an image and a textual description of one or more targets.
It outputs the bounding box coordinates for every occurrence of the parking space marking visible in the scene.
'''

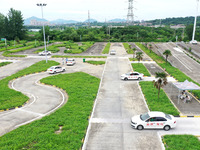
[90,118,130,124]
[17,108,44,117]
[173,54,192,72]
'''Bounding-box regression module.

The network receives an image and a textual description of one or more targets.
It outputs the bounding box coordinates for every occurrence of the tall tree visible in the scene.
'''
[163,50,172,63]
[6,8,26,40]
[0,13,5,38]
[153,72,168,99]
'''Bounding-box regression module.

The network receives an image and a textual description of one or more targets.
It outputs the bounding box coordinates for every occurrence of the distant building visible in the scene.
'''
[30,19,52,26]
[170,24,186,29]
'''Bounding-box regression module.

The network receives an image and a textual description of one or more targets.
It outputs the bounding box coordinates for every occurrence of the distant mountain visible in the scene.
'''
[24,16,48,25]
[84,19,97,23]
[108,18,126,22]
[50,19,78,24]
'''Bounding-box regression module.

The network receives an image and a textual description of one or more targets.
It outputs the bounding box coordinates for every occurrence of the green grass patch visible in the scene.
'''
[102,42,110,54]
[35,43,66,53]
[0,60,59,110]
[0,72,100,150]
[86,60,105,65]
[123,43,133,54]
[163,135,200,150]
[129,58,138,61]
[52,55,107,58]
[64,41,94,54]
[136,42,200,100]
[131,63,151,76]
[0,62,12,67]
[139,82,179,116]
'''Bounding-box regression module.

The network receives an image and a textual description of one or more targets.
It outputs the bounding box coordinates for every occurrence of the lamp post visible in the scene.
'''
[37,3,48,63]
[191,0,199,43]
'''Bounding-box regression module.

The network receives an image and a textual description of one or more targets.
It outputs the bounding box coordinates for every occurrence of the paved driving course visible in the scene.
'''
[83,43,163,150]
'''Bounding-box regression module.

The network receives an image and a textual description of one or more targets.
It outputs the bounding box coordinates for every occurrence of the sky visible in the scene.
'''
[0,0,199,22]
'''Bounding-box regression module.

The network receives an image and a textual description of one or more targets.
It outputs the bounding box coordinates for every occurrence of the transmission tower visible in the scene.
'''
[127,0,134,25]
[88,10,90,28]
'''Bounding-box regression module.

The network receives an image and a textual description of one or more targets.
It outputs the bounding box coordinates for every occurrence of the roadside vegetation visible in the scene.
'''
[123,43,133,54]
[140,82,179,116]
[102,42,110,54]
[131,63,151,76]
[0,60,59,110]
[64,41,94,54]
[86,60,105,65]
[136,42,200,100]
[0,72,100,150]
[163,135,200,150]
[0,62,12,67]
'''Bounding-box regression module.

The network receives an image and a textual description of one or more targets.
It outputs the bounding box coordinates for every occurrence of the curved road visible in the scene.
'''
[0,73,66,136]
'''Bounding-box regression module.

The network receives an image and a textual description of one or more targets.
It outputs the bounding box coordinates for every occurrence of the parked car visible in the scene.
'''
[66,58,76,66]
[131,111,176,131]
[39,51,51,56]
[190,40,197,45]
[121,72,144,81]
[47,66,65,74]
[110,49,116,55]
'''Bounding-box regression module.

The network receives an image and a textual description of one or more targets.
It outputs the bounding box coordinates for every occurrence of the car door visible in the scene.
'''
[145,117,157,128]
[133,73,139,79]
[154,117,167,129]
[129,73,134,79]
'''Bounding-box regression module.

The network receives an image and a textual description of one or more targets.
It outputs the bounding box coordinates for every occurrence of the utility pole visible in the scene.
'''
[127,0,134,25]
[88,10,90,28]
[191,0,199,43]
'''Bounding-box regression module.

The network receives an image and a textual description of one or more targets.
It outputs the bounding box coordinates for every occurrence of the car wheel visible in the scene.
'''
[62,69,65,72]
[138,77,142,81]
[53,71,56,74]
[124,78,128,81]
[137,125,144,130]
[163,125,171,131]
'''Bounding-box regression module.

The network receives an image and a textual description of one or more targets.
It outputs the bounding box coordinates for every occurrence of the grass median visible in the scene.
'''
[139,82,179,116]
[163,135,200,150]
[102,42,110,54]
[0,72,100,150]
[0,62,12,67]
[123,43,133,54]
[0,60,59,110]
[86,60,105,65]
[52,55,107,58]
[131,63,151,76]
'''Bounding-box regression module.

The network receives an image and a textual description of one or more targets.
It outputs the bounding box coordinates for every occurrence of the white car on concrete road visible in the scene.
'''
[110,49,116,55]
[39,51,51,56]
[121,72,144,81]
[131,111,176,131]
[66,58,76,66]
[47,66,65,74]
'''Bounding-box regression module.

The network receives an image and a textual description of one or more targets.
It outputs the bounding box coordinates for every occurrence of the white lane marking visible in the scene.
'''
[173,54,192,72]
[82,57,108,150]
[17,108,44,117]
[90,118,130,124]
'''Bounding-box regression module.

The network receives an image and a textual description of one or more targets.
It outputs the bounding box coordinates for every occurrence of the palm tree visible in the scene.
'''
[149,44,152,53]
[163,50,172,63]
[136,52,143,63]
[132,48,136,58]
[152,72,168,99]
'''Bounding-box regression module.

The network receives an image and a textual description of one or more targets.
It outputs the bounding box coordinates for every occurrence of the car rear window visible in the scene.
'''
[165,114,172,120]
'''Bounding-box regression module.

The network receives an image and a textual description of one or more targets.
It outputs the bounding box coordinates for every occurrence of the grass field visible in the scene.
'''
[0,60,59,110]
[139,82,179,116]
[86,60,105,65]
[123,43,133,54]
[0,72,100,150]
[64,42,94,54]
[102,43,110,54]
[163,135,200,150]
[0,62,12,67]
[131,63,151,76]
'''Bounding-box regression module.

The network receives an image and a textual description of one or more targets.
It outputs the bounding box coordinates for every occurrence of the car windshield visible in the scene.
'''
[165,114,172,120]
[49,67,54,69]
[140,113,150,121]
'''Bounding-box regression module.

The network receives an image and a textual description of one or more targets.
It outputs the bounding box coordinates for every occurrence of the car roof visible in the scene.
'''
[67,58,75,61]
[148,111,166,117]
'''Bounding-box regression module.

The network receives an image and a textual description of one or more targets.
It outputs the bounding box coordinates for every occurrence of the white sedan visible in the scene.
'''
[110,49,116,55]
[66,58,76,66]
[47,66,65,74]
[121,72,144,81]
[39,51,51,56]
[131,111,176,131]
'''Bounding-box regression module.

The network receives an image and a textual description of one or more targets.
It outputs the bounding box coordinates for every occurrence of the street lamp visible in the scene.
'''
[191,0,199,44]
[37,3,48,63]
